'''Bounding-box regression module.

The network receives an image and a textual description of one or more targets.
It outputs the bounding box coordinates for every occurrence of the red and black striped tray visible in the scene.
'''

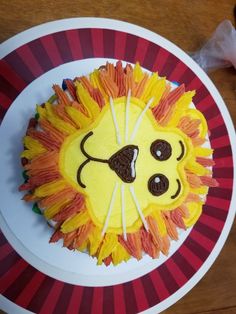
[0,18,235,313]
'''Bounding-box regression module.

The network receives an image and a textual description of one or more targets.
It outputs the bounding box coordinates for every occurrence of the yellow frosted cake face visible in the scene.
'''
[20,61,218,266]
[60,97,192,233]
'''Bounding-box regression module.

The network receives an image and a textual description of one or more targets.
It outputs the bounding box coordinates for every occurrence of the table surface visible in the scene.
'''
[0,1,235,313]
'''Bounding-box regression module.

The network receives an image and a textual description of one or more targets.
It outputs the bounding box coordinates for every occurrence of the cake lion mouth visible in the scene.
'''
[77,131,139,188]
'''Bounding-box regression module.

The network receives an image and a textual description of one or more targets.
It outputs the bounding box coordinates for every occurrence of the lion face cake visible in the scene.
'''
[19,61,218,265]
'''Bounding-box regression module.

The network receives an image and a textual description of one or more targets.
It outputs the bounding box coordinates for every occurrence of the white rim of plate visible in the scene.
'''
[0,17,235,314]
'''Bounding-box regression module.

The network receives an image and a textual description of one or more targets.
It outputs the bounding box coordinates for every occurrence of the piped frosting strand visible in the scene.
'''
[131,148,138,178]
[129,185,149,231]
[125,89,131,143]
[101,182,119,236]
[109,96,121,145]
[121,184,127,241]
[130,97,154,142]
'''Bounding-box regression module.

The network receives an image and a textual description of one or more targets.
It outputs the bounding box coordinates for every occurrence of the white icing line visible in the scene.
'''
[129,186,149,231]
[109,96,121,145]
[47,219,57,228]
[121,184,127,241]
[101,182,119,236]
[131,148,138,178]
[65,89,74,101]
[130,97,154,142]
[125,89,131,143]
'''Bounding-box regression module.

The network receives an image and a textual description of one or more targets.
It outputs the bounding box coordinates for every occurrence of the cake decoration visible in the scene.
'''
[19,61,218,266]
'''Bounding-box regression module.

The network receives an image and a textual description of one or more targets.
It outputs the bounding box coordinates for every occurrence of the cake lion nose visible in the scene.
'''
[78,132,139,188]
[108,145,139,183]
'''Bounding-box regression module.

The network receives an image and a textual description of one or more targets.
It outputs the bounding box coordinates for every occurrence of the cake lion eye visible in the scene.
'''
[148,174,169,196]
[150,139,172,161]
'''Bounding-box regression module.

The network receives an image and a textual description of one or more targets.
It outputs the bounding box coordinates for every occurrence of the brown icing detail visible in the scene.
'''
[148,174,169,196]
[78,132,139,186]
[177,140,185,161]
[21,157,29,166]
[99,65,106,71]
[80,132,109,163]
[108,145,139,183]
[171,179,181,199]
[77,159,90,188]
[27,117,38,129]
[150,140,172,161]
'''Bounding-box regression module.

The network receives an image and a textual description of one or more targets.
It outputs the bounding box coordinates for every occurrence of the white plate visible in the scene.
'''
[0,17,235,314]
